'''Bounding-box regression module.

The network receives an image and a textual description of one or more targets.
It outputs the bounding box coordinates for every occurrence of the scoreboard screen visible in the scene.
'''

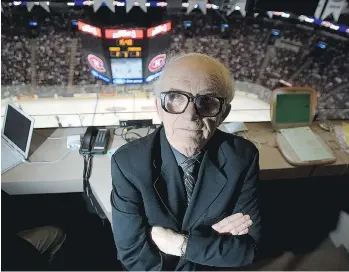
[108,39,143,58]
[111,58,143,84]
[78,21,171,85]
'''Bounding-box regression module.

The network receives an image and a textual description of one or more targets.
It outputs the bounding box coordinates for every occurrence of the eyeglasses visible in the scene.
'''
[160,91,225,117]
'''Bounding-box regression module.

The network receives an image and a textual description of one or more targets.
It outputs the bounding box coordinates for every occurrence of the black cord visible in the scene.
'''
[82,154,106,221]
[113,126,123,136]
[121,127,130,141]
[146,126,151,136]
[113,125,157,143]
[124,129,143,141]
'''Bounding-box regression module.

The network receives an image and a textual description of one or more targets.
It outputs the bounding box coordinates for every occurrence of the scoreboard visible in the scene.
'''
[103,28,146,84]
[78,21,171,84]
[108,39,142,58]
[104,28,145,58]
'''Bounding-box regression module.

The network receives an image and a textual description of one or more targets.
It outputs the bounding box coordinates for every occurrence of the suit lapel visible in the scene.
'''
[153,128,187,226]
[182,137,228,230]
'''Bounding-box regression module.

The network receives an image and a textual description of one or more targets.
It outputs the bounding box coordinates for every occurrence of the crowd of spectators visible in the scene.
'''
[226,23,269,82]
[262,47,304,89]
[278,24,317,48]
[292,43,348,90]
[169,17,270,83]
[36,32,71,86]
[1,34,32,86]
[1,9,348,112]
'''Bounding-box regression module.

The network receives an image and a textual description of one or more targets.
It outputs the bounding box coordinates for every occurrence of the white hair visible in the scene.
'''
[153,52,236,103]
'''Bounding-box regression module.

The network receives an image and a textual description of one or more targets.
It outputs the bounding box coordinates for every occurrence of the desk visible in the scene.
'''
[2,122,349,223]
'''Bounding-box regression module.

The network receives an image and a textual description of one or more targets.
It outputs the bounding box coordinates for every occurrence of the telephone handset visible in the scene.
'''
[80,126,110,154]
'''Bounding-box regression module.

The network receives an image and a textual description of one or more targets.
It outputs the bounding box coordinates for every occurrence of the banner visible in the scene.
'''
[321,0,347,21]
[187,0,208,15]
[126,0,147,13]
[314,0,326,18]
[236,0,247,17]
[226,0,247,17]
[27,2,49,12]
[27,2,35,12]
[226,0,237,15]
[40,1,50,12]
[93,0,114,12]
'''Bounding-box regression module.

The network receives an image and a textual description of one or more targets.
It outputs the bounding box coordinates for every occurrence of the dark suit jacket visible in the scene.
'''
[111,126,262,271]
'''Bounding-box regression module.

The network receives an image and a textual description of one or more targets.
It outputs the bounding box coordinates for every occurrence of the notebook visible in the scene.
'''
[270,87,336,164]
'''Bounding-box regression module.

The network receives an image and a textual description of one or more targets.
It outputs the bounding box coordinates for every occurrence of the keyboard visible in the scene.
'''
[280,126,334,162]
[1,140,23,173]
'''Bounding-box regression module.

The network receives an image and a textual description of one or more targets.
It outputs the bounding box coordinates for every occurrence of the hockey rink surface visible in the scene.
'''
[1,93,270,129]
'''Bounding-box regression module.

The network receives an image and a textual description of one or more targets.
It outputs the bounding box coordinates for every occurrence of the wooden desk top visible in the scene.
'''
[245,121,349,179]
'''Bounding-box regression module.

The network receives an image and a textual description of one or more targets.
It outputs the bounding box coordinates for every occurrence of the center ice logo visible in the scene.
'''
[148,54,166,73]
[88,54,106,73]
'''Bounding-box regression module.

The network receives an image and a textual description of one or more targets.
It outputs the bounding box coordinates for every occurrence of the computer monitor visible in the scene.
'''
[2,104,35,158]
[270,87,317,129]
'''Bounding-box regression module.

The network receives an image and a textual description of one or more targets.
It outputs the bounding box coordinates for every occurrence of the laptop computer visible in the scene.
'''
[1,103,35,174]
[270,87,336,165]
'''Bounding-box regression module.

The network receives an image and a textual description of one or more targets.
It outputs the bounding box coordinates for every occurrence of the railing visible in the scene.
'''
[1,83,155,99]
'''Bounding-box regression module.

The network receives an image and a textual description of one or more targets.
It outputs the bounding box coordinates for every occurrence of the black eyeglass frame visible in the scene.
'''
[160,91,226,117]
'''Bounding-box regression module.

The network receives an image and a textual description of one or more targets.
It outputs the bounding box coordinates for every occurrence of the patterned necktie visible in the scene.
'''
[181,155,201,204]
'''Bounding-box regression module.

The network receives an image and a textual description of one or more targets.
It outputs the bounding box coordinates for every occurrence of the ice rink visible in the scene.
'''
[1,93,270,129]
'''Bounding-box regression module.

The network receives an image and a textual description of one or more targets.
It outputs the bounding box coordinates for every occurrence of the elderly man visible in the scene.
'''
[111,53,261,270]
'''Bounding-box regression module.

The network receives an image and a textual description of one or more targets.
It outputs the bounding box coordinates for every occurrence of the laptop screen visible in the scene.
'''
[3,105,32,153]
[275,93,311,124]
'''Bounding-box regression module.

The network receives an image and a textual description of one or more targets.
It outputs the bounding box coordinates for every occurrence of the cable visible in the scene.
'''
[114,125,157,143]
[317,120,349,176]
[324,120,349,153]
[34,130,68,140]
[82,153,106,220]
[146,126,151,136]
[113,126,123,136]
[242,130,273,150]
[147,125,157,135]
[23,150,73,164]
[123,127,142,142]
[83,154,93,182]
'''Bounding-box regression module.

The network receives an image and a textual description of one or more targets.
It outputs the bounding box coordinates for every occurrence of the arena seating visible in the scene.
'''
[1,9,348,118]
[1,34,32,86]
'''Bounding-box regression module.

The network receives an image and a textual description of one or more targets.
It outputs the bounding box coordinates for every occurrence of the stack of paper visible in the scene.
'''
[334,122,349,154]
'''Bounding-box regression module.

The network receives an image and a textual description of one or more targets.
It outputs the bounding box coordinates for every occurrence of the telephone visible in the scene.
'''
[80,126,110,155]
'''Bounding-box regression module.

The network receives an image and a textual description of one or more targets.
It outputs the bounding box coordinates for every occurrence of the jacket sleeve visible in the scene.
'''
[183,151,262,268]
[110,154,164,271]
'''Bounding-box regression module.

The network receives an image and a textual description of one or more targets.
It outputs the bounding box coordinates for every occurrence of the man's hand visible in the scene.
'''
[212,213,253,235]
[151,226,185,256]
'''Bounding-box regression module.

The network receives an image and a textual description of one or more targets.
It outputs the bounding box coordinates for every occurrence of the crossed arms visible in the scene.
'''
[111,153,261,270]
